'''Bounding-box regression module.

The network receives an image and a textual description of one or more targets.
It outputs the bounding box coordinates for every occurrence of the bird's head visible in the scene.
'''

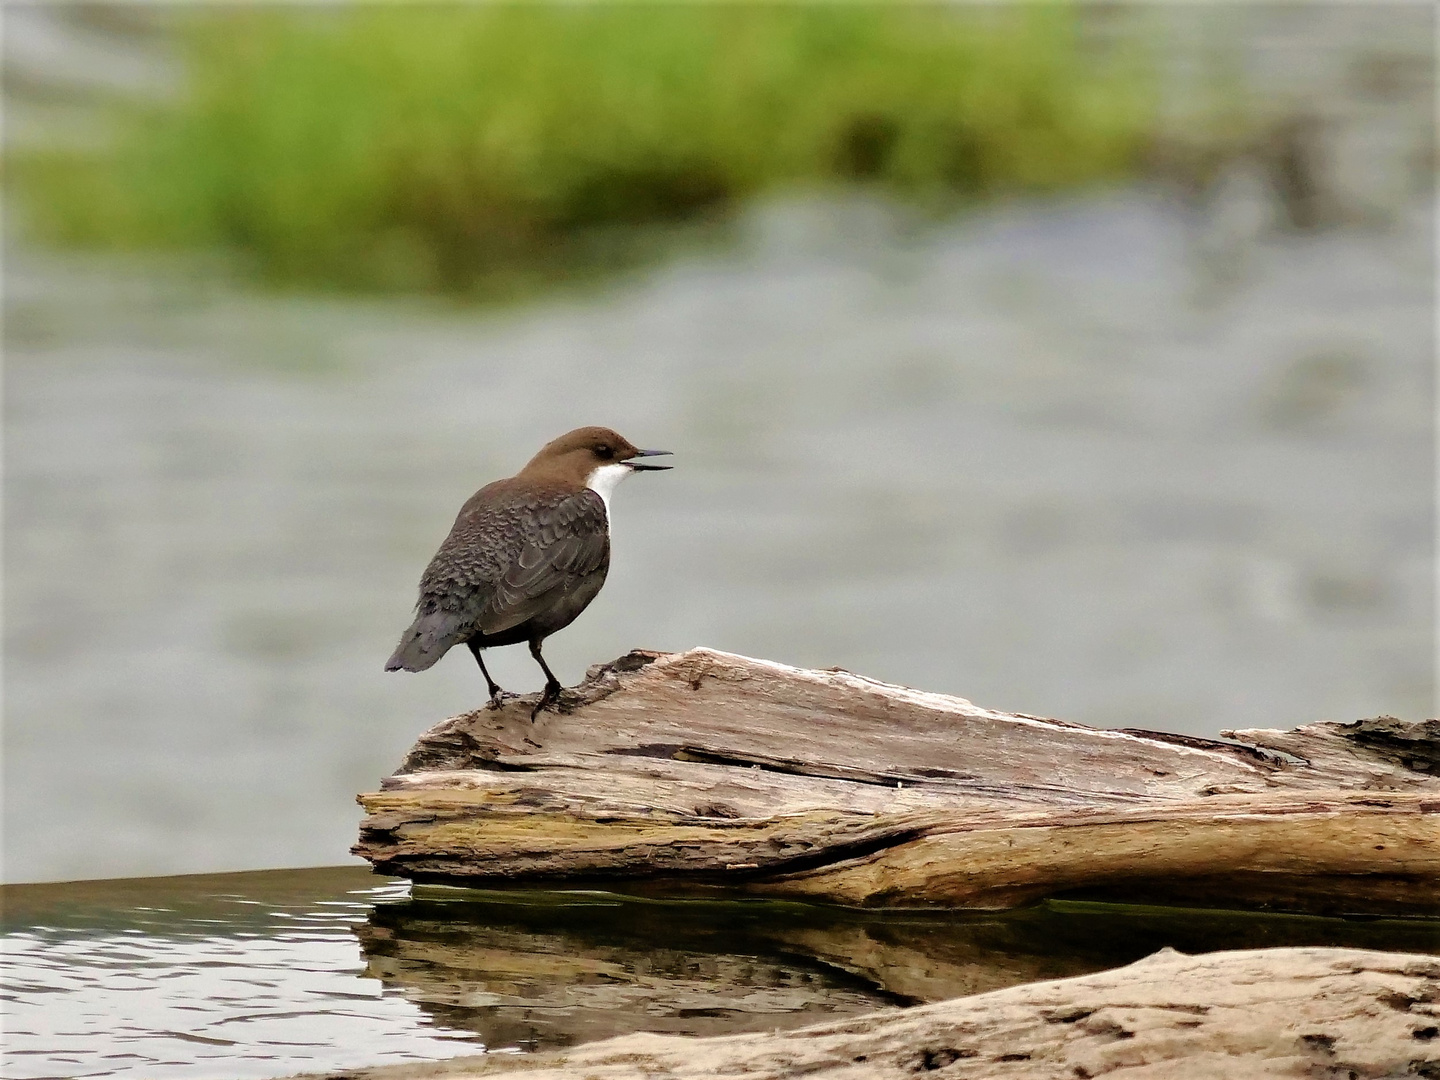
[520,426,672,493]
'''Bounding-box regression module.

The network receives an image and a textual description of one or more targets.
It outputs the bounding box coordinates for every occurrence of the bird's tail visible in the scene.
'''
[385,610,466,672]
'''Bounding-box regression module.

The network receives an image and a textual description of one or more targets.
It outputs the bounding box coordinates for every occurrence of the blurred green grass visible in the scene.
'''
[9,5,1155,296]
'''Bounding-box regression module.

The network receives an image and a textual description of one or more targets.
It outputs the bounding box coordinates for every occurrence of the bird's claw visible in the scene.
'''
[530,682,566,722]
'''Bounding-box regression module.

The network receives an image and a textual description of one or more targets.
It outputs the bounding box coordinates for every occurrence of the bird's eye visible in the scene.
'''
[596,445,613,459]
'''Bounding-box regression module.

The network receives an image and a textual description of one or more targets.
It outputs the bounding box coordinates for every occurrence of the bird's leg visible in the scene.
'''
[528,639,564,722]
[467,641,507,709]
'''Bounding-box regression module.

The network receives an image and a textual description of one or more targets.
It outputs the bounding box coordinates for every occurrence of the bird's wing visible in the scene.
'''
[418,484,609,637]
[479,490,610,636]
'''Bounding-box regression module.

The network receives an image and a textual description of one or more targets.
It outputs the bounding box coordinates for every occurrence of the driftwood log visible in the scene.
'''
[355,649,1440,915]
[294,946,1440,1080]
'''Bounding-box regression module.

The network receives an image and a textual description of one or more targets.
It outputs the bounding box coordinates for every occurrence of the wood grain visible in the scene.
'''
[355,649,1440,914]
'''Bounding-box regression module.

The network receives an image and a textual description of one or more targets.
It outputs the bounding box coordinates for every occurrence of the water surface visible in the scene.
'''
[3,867,1438,1079]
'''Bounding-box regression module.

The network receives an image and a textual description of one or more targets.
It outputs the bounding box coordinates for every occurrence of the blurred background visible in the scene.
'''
[3,3,1434,885]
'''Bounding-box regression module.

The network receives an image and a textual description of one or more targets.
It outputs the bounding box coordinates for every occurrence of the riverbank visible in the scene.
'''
[7,6,1152,296]
[7,5,1431,300]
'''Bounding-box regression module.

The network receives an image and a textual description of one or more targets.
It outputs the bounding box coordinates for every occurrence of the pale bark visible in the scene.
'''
[355,648,1440,914]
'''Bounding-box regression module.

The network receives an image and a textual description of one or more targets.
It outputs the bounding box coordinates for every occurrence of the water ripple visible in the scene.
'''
[1,868,484,1080]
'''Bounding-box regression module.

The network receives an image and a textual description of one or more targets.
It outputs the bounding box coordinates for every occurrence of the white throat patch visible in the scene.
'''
[586,462,632,520]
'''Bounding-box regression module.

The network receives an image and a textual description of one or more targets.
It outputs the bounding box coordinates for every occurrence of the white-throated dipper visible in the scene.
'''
[385,426,671,718]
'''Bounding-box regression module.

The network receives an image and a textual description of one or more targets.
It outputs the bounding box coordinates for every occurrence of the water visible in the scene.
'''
[1,869,446,1080]
[3,867,1437,1080]
[2,5,1435,886]
[5,186,1433,884]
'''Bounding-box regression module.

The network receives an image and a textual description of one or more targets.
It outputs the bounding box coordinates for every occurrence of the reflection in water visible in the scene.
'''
[358,884,1440,1052]
[4,866,1436,1079]
[357,891,905,1051]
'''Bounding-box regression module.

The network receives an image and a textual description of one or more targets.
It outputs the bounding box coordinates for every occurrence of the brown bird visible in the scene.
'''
[385,426,671,717]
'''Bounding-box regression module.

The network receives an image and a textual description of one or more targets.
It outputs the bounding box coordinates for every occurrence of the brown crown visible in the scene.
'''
[518,426,645,485]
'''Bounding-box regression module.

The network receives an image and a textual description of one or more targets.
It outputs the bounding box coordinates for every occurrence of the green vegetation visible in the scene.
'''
[11,5,1154,295]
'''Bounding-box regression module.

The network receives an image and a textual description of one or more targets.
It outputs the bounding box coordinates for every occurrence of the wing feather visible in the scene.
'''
[414,482,609,640]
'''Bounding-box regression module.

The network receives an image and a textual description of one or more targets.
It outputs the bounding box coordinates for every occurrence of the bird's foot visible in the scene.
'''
[531,680,565,722]
[485,688,516,711]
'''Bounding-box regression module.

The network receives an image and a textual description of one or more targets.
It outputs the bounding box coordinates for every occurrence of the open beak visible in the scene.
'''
[626,448,672,472]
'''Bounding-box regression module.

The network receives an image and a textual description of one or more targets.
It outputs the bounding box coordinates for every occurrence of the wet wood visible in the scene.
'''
[290,946,1440,1080]
[355,648,1440,914]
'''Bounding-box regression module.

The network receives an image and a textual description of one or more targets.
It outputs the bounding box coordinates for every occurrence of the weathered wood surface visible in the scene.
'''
[292,946,1440,1080]
[355,648,1440,913]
